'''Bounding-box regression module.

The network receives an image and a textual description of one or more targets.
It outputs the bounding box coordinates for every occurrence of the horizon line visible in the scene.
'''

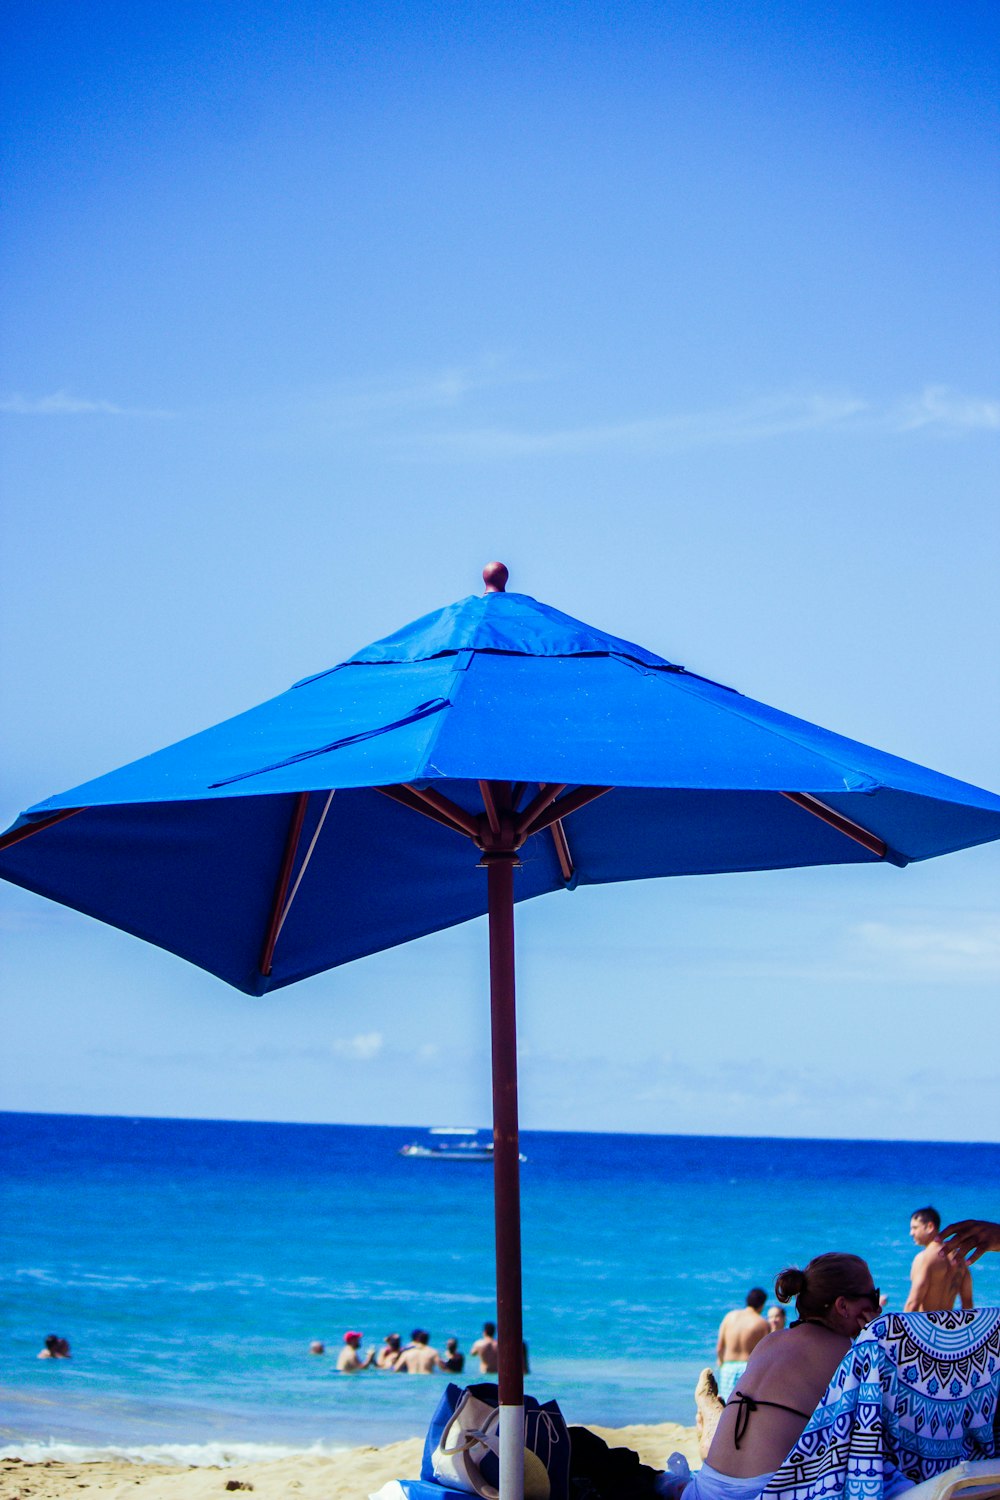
[1,1106,996,1150]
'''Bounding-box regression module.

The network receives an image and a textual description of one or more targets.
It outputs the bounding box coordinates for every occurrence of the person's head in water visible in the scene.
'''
[445,1338,459,1354]
[746,1288,767,1311]
[910,1207,941,1246]
[411,1328,430,1345]
[775,1253,880,1338]
[309,1340,325,1355]
[766,1305,786,1331]
[483,1321,496,1337]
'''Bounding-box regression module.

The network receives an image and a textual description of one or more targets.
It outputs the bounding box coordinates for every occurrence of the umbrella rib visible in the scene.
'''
[520,784,612,839]
[259,792,310,976]
[516,783,566,832]
[268,789,336,960]
[0,807,85,851]
[781,792,888,859]
[400,784,481,838]
[374,784,476,840]
[479,780,502,838]
[550,818,574,881]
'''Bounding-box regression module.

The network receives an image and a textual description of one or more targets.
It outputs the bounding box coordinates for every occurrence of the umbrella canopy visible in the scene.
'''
[2,570,998,994]
[3,563,1000,1500]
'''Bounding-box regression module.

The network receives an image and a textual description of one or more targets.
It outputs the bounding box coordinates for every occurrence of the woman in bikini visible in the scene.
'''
[685,1251,882,1500]
[568,1252,881,1500]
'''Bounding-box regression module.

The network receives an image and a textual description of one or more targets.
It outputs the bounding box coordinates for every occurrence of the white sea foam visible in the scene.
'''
[0,1439,352,1467]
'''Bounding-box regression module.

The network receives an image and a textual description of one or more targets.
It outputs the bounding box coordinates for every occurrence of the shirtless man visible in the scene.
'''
[336,1331,375,1371]
[393,1328,440,1373]
[905,1206,973,1312]
[716,1288,769,1400]
[471,1321,499,1374]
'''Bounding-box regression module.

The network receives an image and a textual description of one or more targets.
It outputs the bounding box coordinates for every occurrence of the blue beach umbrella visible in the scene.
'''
[3,561,1000,1500]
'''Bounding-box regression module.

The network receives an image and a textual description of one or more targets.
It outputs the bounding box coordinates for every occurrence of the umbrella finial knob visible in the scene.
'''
[483,561,508,593]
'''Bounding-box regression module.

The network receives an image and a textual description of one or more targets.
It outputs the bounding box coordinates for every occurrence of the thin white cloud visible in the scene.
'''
[293,355,547,432]
[330,1031,384,1061]
[892,384,1000,433]
[5,376,995,450]
[852,915,1000,979]
[418,391,868,457]
[89,1036,389,1068]
[0,390,174,418]
[521,1050,1000,1139]
[411,384,999,459]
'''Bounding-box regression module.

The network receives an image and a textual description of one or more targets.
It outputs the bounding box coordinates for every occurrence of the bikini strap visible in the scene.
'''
[728,1391,757,1448]
[727,1390,813,1449]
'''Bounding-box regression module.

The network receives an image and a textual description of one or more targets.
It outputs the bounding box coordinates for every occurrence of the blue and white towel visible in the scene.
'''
[761,1308,1000,1500]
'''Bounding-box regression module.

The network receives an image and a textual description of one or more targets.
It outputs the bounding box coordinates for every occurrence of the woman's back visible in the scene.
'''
[706,1323,851,1479]
[702,1252,881,1486]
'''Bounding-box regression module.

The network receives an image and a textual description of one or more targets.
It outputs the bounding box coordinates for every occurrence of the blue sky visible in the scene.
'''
[2,1,998,1141]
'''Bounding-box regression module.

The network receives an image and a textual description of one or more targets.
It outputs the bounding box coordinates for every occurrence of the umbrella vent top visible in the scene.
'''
[337,588,686,671]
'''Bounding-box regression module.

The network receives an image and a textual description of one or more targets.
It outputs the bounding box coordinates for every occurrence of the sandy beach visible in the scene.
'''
[0,1421,699,1500]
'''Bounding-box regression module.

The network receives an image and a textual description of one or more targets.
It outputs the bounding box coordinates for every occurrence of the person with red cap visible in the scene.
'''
[336,1330,375,1372]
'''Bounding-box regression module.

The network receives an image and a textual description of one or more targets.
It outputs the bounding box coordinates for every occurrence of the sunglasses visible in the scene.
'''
[852,1287,881,1308]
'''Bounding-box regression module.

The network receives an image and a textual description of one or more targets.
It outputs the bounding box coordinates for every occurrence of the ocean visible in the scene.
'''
[2,1113,998,1464]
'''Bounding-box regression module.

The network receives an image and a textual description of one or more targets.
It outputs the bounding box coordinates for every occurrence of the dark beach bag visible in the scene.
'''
[422,1382,571,1500]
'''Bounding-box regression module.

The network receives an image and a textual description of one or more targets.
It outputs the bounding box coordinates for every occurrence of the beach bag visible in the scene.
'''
[423,1383,570,1500]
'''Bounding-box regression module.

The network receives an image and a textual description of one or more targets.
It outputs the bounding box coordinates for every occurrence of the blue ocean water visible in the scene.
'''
[2,1113,998,1461]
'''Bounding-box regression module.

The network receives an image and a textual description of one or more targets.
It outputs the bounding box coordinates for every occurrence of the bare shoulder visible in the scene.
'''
[752,1326,793,1357]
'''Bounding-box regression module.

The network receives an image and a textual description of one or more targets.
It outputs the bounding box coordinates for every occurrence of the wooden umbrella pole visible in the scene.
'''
[487,850,525,1500]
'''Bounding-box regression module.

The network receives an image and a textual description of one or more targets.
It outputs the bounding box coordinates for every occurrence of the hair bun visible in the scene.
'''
[774,1267,807,1304]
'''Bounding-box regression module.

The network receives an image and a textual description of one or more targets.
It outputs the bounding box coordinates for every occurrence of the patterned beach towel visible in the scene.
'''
[761,1309,1000,1500]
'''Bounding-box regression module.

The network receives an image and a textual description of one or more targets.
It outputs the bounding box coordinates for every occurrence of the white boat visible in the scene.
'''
[399,1127,526,1162]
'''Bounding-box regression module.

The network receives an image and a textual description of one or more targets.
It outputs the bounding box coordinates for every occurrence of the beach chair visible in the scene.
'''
[905,1459,1000,1499]
[761,1309,1000,1500]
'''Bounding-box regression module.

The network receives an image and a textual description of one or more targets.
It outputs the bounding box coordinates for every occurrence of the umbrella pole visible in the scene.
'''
[488,851,525,1500]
